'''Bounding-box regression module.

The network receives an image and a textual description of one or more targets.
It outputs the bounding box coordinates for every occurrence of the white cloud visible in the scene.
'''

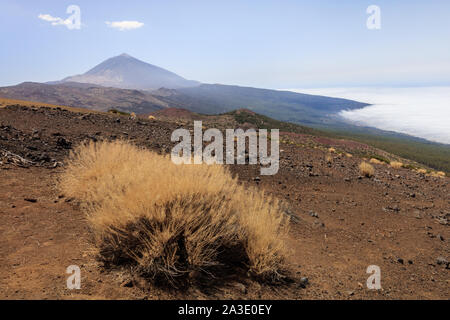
[106,20,144,31]
[38,7,81,30]
[38,13,71,26]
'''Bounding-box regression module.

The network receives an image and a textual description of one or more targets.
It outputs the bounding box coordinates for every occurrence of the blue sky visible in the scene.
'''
[1,0,449,88]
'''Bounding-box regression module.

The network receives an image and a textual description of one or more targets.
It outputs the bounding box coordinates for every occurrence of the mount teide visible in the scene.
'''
[53,53,200,90]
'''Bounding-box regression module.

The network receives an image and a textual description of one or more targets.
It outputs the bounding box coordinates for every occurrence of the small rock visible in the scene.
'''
[120,279,133,288]
[56,137,72,149]
[234,283,247,294]
[24,198,37,203]
[397,258,404,264]
[298,277,309,288]
[436,257,448,266]
[253,177,261,182]
[309,211,319,218]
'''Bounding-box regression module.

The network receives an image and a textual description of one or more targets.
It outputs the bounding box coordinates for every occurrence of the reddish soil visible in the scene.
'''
[0,104,448,300]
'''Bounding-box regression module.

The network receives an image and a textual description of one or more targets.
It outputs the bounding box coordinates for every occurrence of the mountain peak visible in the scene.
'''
[118,53,133,58]
[59,54,200,90]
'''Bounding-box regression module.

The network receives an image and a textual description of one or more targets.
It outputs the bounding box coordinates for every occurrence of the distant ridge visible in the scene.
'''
[0,82,167,113]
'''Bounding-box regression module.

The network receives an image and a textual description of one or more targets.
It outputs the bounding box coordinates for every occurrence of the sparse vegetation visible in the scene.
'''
[228,109,320,136]
[359,161,375,177]
[390,161,404,169]
[402,163,419,170]
[108,109,131,116]
[430,171,446,178]
[436,171,446,177]
[60,140,289,284]
[366,154,390,164]
[369,158,383,165]
[328,129,450,175]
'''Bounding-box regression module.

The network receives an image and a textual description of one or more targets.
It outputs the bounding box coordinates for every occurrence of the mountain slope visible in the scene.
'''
[56,53,200,90]
[151,83,369,125]
[0,82,167,112]
[0,82,368,124]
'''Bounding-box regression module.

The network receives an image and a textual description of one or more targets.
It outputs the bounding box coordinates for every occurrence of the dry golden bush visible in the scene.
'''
[345,153,353,158]
[60,140,289,283]
[325,154,333,163]
[436,171,446,177]
[416,168,427,174]
[430,171,446,178]
[328,147,336,153]
[359,161,375,177]
[390,161,403,169]
[369,158,383,165]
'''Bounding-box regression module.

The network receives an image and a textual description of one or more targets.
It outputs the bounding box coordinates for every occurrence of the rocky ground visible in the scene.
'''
[0,104,448,300]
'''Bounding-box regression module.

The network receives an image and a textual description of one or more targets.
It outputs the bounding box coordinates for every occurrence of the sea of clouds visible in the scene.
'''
[286,87,450,145]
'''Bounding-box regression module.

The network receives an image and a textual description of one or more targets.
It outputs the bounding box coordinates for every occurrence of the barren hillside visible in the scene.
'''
[0,102,448,300]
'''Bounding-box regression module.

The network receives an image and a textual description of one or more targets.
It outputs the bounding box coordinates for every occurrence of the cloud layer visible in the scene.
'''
[287,87,450,144]
[106,21,144,31]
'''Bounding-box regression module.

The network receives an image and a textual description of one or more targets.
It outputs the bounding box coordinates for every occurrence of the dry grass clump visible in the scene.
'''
[390,161,403,169]
[345,153,353,158]
[325,154,333,163]
[359,161,375,177]
[416,168,427,174]
[430,171,446,178]
[60,140,289,284]
[328,147,336,153]
[369,158,383,165]
[436,171,446,177]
